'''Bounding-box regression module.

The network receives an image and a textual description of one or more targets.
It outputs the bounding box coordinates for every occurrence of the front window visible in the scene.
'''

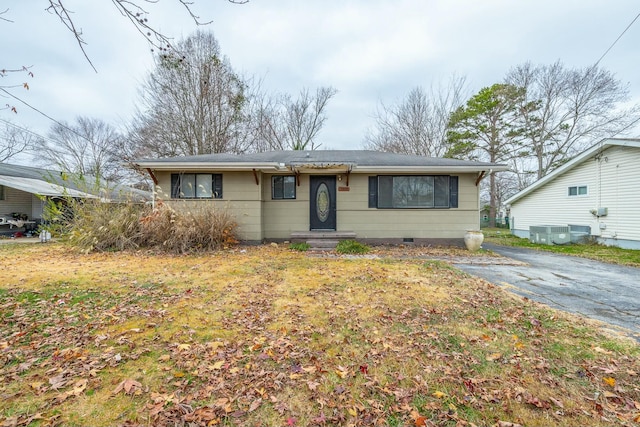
[171,173,222,199]
[0,185,4,200]
[370,175,455,209]
[568,185,588,196]
[272,176,296,199]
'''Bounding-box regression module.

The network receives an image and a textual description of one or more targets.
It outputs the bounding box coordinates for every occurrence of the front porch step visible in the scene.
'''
[290,231,357,240]
[306,239,339,250]
[290,230,357,251]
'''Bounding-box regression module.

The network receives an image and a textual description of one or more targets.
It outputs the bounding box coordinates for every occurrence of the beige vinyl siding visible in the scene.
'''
[158,170,481,241]
[0,186,33,218]
[510,145,640,243]
[262,172,479,240]
[262,174,310,237]
[337,174,478,239]
[155,171,263,241]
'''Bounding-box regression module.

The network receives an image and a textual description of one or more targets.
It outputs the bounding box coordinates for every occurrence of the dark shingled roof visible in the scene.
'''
[138,150,503,168]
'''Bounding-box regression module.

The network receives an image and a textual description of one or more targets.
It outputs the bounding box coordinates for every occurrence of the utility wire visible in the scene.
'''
[0,117,54,143]
[0,87,92,143]
[594,10,640,66]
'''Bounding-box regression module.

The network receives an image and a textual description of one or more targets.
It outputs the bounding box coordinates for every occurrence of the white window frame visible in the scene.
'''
[568,185,588,197]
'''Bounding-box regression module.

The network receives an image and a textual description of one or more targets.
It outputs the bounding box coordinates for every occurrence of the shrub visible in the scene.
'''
[289,242,311,251]
[45,197,238,254]
[335,239,370,254]
[44,197,146,253]
[139,202,238,253]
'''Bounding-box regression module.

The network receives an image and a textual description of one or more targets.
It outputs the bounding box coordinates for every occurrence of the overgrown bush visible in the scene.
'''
[335,239,370,254]
[44,198,238,254]
[139,202,238,253]
[43,197,145,252]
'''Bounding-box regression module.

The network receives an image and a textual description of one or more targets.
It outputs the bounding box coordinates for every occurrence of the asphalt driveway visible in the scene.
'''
[455,243,640,340]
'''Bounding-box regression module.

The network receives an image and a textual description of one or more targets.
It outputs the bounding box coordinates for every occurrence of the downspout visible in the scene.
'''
[144,168,159,209]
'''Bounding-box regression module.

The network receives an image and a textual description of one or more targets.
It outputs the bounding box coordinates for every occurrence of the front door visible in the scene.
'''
[310,175,336,230]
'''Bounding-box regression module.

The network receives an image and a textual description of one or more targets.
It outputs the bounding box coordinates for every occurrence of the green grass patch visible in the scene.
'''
[483,228,640,267]
[288,242,310,251]
[335,239,370,254]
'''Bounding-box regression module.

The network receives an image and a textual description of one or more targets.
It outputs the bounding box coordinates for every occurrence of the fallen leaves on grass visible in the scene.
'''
[0,244,639,427]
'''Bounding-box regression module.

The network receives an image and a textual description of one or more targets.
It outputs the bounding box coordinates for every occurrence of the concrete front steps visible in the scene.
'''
[290,231,357,251]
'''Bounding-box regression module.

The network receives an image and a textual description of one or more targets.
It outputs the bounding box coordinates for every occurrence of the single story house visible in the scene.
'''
[504,138,640,249]
[135,150,508,245]
[0,163,149,233]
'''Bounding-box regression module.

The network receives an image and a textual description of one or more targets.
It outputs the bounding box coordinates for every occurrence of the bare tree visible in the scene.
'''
[0,120,36,162]
[37,116,126,182]
[256,87,337,151]
[506,61,640,179]
[364,75,469,157]
[130,31,249,157]
[44,0,246,72]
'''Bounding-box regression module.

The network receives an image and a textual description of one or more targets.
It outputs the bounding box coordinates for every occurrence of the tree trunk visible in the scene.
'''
[489,172,497,228]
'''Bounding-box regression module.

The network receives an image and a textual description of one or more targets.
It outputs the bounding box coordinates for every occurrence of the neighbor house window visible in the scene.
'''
[0,185,4,200]
[568,185,587,196]
[368,175,458,209]
[272,176,296,199]
[171,173,222,199]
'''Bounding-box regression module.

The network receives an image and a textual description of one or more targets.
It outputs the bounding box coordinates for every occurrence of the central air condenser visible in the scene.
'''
[529,225,570,245]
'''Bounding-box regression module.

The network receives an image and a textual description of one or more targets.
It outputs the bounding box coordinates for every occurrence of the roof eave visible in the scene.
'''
[136,162,509,174]
[504,138,640,206]
[354,165,510,173]
[135,162,284,171]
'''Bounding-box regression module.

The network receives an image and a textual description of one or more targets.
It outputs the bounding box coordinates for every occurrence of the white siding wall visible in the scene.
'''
[510,145,640,246]
[0,186,34,218]
[597,146,640,243]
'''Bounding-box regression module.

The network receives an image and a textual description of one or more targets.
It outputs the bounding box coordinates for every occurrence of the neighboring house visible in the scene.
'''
[504,138,640,249]
[134,150,508,245]
[0,163,149,233]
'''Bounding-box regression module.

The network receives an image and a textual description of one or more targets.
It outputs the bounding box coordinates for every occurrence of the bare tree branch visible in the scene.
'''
[46,0,97,72]
[42,1,247,71]
[365,75,469,157]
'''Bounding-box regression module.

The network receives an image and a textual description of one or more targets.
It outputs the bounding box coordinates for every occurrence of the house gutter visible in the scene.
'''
[134,162,509,175]
[353,165,509,173]
[134,162,283,171]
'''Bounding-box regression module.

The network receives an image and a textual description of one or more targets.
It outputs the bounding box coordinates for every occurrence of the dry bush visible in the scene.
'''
[139,202,238,253]
[46,198,238,253]
[46,198,146,253]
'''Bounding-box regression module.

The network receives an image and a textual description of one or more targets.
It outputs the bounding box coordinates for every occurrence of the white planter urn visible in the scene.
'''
[464,230,484,251]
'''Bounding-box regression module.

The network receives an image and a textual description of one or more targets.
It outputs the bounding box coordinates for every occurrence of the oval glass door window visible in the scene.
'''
[316,183,330,222]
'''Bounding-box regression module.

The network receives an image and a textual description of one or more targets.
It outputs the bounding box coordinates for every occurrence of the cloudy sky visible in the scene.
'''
[2,0,639,161]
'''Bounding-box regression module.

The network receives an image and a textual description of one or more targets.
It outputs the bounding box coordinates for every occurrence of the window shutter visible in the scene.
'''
[171,174,179,199]
[368,176,378,208]
[449,176,458,208]
[213,174,223,198]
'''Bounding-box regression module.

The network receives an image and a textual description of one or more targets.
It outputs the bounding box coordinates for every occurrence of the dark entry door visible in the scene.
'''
[310,175,336,230]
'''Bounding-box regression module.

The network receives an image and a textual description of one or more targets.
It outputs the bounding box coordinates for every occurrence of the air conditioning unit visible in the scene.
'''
[568,224,591,243]
[529,225,571,245]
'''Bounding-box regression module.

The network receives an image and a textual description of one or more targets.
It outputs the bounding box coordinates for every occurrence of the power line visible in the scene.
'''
[0,88,92,143]
[594,11,640,66]
[0,117,53,143]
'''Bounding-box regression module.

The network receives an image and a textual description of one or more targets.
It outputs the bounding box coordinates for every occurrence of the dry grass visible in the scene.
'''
[1,243,639,427]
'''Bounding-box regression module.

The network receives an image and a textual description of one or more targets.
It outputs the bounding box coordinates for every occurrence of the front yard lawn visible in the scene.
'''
[1,243,639,427]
